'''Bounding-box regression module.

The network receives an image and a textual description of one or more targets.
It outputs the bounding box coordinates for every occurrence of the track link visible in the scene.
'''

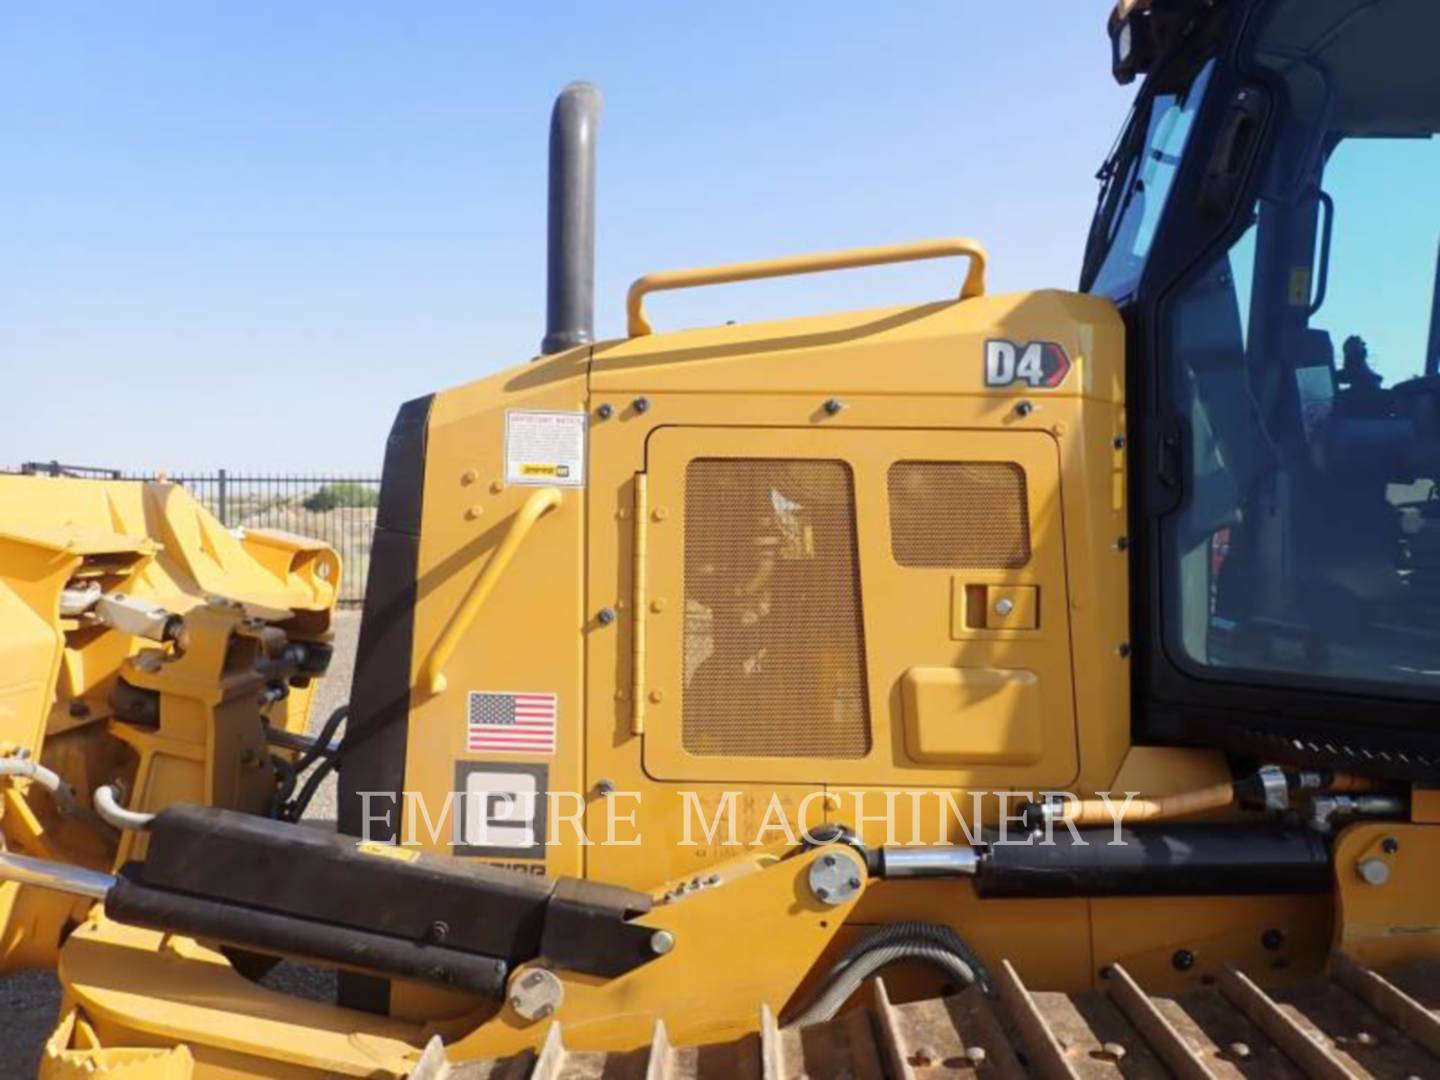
[448,953,1440,1078]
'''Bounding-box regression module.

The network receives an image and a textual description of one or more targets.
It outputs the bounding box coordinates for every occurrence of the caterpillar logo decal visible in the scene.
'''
[452,761,548,859]
[984,339,1072,389]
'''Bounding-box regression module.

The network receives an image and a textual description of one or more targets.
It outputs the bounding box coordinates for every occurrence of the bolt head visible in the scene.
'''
[823,398,844,416]
[596,607,617,626]
[632,396,650,414]
[507,967,564,1023]
[650,929,675,955]
[1358,857,1391,887]
[597,403,614,420]
[1382,836,1400,854]
[1172,948,1195,971]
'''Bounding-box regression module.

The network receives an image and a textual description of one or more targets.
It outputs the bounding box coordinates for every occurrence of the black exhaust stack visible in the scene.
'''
[541,81,602,355]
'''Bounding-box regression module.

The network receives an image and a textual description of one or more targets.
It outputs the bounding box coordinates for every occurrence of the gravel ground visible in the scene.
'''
[0,610,361,1076]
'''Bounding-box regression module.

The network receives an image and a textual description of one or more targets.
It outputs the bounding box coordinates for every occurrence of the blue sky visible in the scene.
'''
[2,3,1131,472]
[1319,138,1440,387]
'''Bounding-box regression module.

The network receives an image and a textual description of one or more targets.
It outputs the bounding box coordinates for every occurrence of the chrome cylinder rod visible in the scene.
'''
[878,846,981,878]
[0,850,115,900]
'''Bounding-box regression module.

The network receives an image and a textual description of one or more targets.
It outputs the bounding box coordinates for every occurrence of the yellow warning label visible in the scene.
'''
[1288,267,1312,306]
[357,840,419,863]
[519,463,559,477]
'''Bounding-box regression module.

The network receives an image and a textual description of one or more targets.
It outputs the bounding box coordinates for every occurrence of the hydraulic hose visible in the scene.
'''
[0,756,80,816]
[283,746,339,822]
[94,784,155,831]
[788,922,991,1028]
[291,705,347,775]
[1044,769,1378,828]
[278,705,348,822]
[1052,780,1237,827]
[1319,773,1379,793]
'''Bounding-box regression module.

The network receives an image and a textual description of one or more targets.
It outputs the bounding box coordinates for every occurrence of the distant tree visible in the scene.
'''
[303,482,379,512]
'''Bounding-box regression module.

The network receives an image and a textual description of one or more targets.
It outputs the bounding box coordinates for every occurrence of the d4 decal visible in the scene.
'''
[984,339,1072,389]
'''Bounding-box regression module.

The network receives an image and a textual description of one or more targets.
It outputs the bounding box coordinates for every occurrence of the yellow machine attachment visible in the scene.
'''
[0,474,340,973]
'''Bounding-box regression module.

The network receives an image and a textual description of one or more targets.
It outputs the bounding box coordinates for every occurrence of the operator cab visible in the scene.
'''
[1086,0,1440,765]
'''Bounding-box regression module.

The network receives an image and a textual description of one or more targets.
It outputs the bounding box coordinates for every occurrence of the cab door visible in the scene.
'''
[640,424,1078,792]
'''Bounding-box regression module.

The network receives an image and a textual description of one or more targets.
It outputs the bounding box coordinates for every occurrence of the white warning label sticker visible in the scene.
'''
[504,410,587,487]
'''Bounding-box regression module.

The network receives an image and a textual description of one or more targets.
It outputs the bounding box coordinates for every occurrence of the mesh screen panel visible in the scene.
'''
[887,461,1031,568]
[682,458,870,758]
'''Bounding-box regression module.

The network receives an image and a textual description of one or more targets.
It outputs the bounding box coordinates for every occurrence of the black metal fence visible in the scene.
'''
[17,463,380,606]
[19,461,123,480]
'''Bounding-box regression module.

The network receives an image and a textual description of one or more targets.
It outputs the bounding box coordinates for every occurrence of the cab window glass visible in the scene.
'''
[1318,138,1440,387]
[1165,0,1440,691]
[1089,61,1215,298]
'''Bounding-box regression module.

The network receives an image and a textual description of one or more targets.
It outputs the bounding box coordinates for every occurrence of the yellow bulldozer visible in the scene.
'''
[4,0,1440,1074]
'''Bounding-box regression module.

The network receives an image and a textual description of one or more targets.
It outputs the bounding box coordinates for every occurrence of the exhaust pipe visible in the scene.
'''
[541,81,602,355]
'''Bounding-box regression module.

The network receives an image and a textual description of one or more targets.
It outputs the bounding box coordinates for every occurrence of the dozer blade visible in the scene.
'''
[444,954,1440,1079]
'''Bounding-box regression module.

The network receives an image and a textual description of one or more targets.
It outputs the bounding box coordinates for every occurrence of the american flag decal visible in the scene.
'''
[466,691,557,755]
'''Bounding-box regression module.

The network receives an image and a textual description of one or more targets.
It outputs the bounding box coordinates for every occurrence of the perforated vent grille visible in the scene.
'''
[887,461,1031,568]
[682,458,870,759]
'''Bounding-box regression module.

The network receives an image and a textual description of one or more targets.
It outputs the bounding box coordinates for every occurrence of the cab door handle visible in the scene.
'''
[1198,87,1266,215]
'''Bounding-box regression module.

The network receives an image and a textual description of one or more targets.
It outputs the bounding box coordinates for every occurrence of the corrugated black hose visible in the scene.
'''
[787,922,993,1028]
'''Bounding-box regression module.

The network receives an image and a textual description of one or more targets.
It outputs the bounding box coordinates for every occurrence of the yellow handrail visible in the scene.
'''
[420,486,563,695]
[625,237,988,338]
